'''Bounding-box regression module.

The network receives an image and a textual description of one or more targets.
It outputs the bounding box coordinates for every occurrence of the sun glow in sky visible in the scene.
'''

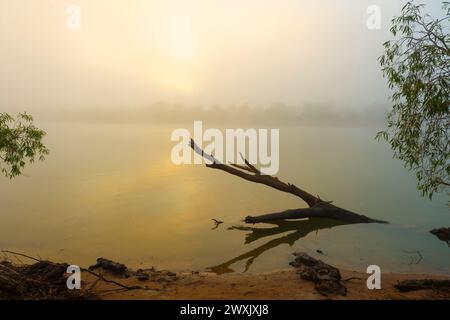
[167,15,196,64]
[0,0,444,114]
[138,2,199,93]
[156,14,196,93]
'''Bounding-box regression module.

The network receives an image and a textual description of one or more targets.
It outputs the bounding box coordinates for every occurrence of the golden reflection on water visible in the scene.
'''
[0,123,449,275]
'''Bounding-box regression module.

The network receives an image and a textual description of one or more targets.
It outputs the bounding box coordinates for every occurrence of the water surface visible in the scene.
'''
[0,123,448,275]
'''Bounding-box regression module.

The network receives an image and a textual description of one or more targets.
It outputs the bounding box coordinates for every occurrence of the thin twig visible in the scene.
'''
[343,277,363,282]
[81,268,143,291]
[2,250,41,262]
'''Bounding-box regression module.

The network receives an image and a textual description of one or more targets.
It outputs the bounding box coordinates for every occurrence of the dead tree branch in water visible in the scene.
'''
[190,139,387,224]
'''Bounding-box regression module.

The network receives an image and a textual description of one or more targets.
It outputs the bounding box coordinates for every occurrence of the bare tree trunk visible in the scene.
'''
[190,139,387,224]
[244,203,386,224]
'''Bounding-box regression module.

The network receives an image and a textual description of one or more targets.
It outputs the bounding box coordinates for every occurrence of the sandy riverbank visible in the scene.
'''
[1,253,449,300]
[83,268,450,300]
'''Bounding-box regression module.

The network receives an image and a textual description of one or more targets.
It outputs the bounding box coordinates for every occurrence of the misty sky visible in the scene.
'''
[0,0,446,118]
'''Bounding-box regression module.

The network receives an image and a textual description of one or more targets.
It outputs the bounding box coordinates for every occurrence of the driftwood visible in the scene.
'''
[0,258,83,299]
[87,257,178,283]
[89,258,128,276]
[190,139,386,224]
[395,279,450,292]
[290,252,347,296]
[0,250,147,299]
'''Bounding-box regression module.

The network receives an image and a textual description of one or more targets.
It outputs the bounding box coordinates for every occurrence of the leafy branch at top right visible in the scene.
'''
[377,1,450,199]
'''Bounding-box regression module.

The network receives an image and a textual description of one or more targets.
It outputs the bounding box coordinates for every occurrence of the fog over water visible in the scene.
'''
[0,0,445,123]
[1,1,449,275]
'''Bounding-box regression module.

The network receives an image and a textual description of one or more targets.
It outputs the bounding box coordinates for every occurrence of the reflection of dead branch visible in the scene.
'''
[211,219,224,230]
[208,231,302,275]
[402,250,423,265]
[208,218,351,274]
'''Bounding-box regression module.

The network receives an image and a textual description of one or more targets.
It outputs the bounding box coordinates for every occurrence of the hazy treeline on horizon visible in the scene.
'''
[16,102,387,126]
[2,1,443,127]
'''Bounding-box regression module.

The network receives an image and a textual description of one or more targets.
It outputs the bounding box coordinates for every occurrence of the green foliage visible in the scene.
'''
[0,112,49,178]
[377,1,450,199]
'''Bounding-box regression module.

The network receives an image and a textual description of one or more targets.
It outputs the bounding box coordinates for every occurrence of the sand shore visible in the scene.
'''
[1,252,449,300]
[84,268,450,300]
